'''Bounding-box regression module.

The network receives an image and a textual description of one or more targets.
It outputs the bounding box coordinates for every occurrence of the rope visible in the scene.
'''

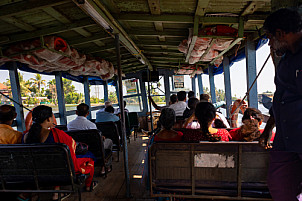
[229,54,271,118]
[0,91,32,112]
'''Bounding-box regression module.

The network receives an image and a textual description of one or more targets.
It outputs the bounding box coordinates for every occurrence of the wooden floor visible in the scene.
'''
[66,132,155,201]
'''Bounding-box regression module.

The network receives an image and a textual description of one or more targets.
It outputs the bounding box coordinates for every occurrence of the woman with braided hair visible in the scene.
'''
[229,108,275,142]
[184,102,231,142]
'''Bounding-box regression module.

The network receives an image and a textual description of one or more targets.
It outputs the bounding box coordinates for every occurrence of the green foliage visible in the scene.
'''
[91,96,104,104]
[108,92,118,103]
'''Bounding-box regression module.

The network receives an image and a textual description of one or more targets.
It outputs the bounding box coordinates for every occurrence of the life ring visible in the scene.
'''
[25,110,57,131]
[230,99,247,128]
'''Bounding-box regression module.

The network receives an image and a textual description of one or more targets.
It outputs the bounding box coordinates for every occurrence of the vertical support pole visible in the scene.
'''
[136,79,142,111]
[191,75,196,96]
[104,80,108,102]
[223,57,232,119]
[164,73,171,105]
[115,34,131,198]
[208,66,217,103]
[55,72,67,125]
[171,75,175,91]
[245,35,258,109]
[8,62,25,132]
[197,74,204,95]
[83,76,91,120]
[147,71,154,132]
[139,72,148,115]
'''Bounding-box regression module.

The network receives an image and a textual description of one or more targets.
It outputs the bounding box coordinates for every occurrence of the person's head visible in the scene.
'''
[0,105,17,125]
[240,108,264,142]
[169,94,178,104]
[200,94,210,102]
[177,91,186,102]
[26,105,54,143]
[104,101,112,108]
[263,8,302,55]
[213,119,227,128]
[105,106,115,113]
[76,103,89,117]
[195,102,216,135]
[187,98,199,110]
[159,108,176,130]
[188,91,195,99]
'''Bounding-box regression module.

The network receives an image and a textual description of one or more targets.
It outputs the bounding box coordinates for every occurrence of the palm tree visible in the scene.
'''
[30,74,46,97]
[47,79,57,105]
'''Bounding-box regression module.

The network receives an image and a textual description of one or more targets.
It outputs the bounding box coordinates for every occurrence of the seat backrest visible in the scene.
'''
[95,122,120,147]
[65,129,104,159]
[128,112,139,127]
[0,144,76,191]
[149,142,271,199]
[55,125,68,131]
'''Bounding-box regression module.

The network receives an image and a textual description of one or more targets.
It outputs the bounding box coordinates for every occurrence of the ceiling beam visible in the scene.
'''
[1,17,36,31]
[137,41,179,46]
[147,0,165,43]
[74,0,152,70]
[0,18,96,45]
[118,14,194,23]
[200,39,216,61]
[68,33,112,46]
[185,16,199,63]
[128,29,187,37]
[0,0,70,18]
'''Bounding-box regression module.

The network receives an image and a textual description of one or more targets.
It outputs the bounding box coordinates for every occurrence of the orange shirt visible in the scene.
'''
[0,124,22,144]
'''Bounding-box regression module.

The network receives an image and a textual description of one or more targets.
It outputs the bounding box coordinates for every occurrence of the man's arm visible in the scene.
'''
[148,95,164,111]
[259,115,275,149]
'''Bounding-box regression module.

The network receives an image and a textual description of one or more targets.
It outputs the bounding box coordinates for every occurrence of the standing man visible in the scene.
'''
[259,8,302,201]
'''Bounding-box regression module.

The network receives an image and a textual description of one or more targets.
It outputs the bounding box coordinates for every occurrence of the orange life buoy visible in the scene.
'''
[230,99,247,128]
[25,110,57,131]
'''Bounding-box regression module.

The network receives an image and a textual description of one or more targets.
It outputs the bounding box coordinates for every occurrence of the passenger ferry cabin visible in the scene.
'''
[0,0,298,200]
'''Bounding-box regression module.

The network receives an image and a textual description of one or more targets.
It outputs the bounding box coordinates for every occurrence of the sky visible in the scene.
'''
[0,43,276,99]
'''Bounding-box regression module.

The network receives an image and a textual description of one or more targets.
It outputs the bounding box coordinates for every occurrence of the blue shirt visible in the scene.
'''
[95,111,119,123]
[272,43,302,153]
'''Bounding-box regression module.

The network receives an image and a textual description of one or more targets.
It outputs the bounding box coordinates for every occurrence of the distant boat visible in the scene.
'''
[261,94,273,110]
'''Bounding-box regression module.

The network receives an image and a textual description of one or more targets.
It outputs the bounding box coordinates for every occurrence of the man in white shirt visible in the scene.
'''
[169,91,187,116]
[97,101,113,113]
[67,103,113,153]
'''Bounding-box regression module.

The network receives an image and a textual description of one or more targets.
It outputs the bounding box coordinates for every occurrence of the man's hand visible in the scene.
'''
[259,130,273,149]
[259,115,275,149]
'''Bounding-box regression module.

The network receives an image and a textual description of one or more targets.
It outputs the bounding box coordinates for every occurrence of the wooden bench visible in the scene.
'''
[65,129,112,176]
[149,142,272,200]
[0,144,86,201]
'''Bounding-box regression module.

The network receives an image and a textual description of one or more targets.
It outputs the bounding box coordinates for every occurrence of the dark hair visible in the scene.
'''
[123,101,127,107]
[213,119,227,128]
[77,103,89,116]
[177,91,186,101]
[0,105,16,122]
[188,91,195,98]
[105,106,115,113]
[239,108,264,142]
[200,94,210,102]
[159,108,176,130]
[26,105,53,144]
[188,98,199,110]
[170,94,178,104]
[195,102,219,141]
[263,8,302,35]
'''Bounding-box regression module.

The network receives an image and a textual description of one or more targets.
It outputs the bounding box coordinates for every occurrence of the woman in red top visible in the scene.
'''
[23,105,96,200]
[184,102,231,142]
[154,108,183,142]
[229,107,275,141]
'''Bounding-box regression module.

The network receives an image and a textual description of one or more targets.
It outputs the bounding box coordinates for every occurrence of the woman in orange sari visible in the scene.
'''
[22,105,96,199]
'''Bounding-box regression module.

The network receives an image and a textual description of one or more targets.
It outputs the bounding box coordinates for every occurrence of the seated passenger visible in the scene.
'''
[97,101,113,113]
[68,103,97,131]
[184,102,231,142]
[96,106,119,123]
[183,97,199,119]
[148,94,178,111]
[115,101,129,114]
[154,108,183,142]
[169,91,187,116]
[229,108,275,141]
[23,105,97,193]
[0,105,22,144]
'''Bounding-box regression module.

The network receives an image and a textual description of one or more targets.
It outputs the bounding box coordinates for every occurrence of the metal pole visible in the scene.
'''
[83,76,91,120]
[139,71,148,115]
[197,74,204,95]
[115,33,131,198]
[104,80,108,102]
[8,62,25,131]
[136,79,142,111]
[191,75,196,96]
[209,66,217,103]
[164,72,171,105]
[55,72,67,125]
[223,57,232,120]
[147,70,154,132]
